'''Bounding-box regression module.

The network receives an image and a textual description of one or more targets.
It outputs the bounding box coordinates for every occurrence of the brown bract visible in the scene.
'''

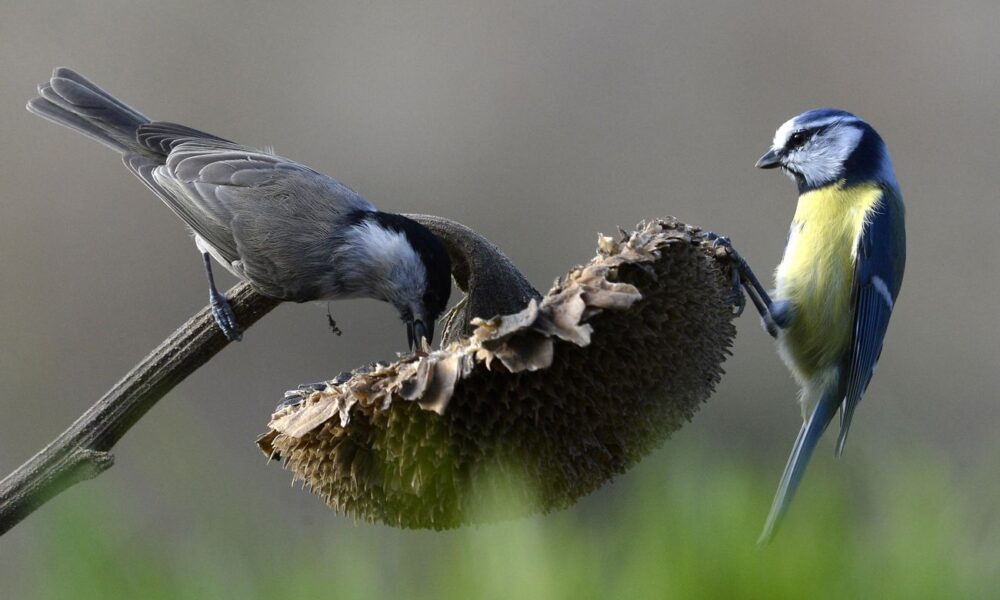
[257,218,738,529]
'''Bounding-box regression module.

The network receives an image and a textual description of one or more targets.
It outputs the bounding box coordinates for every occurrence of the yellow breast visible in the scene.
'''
[774,182,883,381]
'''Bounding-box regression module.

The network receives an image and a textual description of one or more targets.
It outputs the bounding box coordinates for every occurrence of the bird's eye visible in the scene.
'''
[787,130,809,149]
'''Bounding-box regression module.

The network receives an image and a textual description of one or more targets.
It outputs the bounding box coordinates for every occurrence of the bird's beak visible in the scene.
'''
[407,319,434,351]
[755,148,782,169]
[413,319,433,348]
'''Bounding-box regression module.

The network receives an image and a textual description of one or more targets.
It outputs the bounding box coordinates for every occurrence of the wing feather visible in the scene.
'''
[126,117,378,300]
[137,121,231,155]
[123,152,239,260]
[149,138,375,299]
[836,187,906,454]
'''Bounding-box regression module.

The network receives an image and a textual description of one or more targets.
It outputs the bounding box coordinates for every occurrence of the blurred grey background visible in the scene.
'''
[1,0,998,589]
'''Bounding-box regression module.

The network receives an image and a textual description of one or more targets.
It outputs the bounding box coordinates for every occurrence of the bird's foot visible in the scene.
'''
[704,231,747,316]
[210,290,243,341]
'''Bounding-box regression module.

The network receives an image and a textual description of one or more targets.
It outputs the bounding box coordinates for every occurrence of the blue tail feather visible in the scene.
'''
[757,390,840,546]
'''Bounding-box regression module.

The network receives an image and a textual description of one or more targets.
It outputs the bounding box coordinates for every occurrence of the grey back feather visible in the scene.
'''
[28,67,382,302]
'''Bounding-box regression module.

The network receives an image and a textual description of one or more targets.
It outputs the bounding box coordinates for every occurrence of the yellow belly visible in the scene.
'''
[774,182,883,382]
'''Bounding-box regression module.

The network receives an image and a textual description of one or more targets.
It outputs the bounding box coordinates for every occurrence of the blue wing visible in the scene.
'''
[836,186,906,455]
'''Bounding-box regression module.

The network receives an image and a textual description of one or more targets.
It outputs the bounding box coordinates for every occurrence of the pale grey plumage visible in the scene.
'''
[128,142,377,301]
[27,67,452,344]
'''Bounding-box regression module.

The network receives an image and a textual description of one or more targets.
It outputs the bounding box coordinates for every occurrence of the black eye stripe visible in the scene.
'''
[787,130,809,148]
[786,125,829,150]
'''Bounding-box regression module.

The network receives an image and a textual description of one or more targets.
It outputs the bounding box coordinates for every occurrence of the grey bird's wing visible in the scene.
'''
[124,128,377,300]
[28,68,379,301]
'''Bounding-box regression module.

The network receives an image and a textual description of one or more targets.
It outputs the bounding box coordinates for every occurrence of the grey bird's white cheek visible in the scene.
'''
[338,222,428,310]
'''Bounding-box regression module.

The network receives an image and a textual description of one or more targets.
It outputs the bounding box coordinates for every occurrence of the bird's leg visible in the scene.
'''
[704,232,748,315]
[202,251,243,341]
[705,233,791,339]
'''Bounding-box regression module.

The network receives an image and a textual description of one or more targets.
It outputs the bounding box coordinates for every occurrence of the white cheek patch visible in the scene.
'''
[794,124,864,188]
[354,222,416,264]
[342,222,428,306]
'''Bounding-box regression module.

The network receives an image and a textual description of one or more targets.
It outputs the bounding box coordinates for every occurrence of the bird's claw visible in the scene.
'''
[704,230,730,247]
[730,269,747,316]
[210,291,243,341]
[704,230,736,255]
[704,231,746,315]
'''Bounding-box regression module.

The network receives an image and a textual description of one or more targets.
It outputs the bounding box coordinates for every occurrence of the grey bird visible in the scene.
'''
[27,68,451,347]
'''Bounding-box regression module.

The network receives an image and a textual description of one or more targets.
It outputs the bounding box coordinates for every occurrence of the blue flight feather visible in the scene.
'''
[837,187,906,455]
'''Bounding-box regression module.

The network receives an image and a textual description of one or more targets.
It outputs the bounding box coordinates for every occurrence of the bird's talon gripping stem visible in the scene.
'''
[704,231,787,337]
[704,231,746,315]
[203,251,243,341]
[210,290,243,341]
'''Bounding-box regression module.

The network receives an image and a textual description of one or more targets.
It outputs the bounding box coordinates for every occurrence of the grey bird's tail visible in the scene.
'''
[27,67,151,155]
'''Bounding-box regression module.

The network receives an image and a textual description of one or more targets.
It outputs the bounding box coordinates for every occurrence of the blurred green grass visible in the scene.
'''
[23,443,1000,599]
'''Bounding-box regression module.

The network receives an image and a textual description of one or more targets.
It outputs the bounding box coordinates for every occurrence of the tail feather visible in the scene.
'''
[26,67,150,154]
[50,67,148,125]
[757,390,840,546]
[27,94,124,151]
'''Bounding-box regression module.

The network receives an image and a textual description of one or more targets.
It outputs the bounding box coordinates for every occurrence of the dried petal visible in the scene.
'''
[258,217,738,529]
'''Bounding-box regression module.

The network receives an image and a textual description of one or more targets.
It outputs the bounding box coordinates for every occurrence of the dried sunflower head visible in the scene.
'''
[258,218,738,529]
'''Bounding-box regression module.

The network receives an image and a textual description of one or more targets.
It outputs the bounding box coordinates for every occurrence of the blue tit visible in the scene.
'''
[733,108,906,544]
